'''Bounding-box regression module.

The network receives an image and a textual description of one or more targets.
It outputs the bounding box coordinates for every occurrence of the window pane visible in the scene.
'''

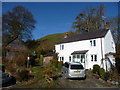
[69,56,71,62]
[62,57,64,61]
[71,65,84,69]
[91,55,93,61]
[60,57,61,61]
[77,55,80,58]
[90,40,92,46]
[94,40,96,46]
[73,55,76,59]
[64,62,69,68]
[62,45,64,50]
[94,55,97,61]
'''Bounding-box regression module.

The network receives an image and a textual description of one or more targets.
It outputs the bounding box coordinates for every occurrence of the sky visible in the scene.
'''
[2,2,118,40]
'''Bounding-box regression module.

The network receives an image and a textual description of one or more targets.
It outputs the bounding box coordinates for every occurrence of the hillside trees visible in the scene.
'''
[2,6,36,60]
[109,16,120,73]
[72,4,105,33]
[109,16,120,54]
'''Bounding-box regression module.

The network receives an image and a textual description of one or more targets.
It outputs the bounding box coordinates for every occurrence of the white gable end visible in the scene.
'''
[104,30,116,54]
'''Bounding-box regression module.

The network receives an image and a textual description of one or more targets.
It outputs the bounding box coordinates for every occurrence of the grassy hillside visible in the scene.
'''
[36,33,65,53]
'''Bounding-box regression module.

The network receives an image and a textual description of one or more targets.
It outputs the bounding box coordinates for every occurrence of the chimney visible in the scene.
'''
[64,33,69,38]
[104,22,110,30]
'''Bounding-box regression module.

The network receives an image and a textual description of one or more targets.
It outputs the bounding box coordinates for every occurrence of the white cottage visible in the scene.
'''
[55,29,116,71]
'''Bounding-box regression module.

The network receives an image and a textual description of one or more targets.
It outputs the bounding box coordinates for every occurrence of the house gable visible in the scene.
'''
[104,30,116,54]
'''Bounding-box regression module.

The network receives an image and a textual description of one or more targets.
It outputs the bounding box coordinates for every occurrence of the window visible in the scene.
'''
[94,55,97,61]
[64,62,69,68]
[70,65,84,69]
[73,55,76,59]
[81,54,85,63]
[62,45,64,50]
[60,57,61,61]
[69,56,71,62]
[62,57,64,61]
[93,40,96,46]
[77,55,80,59]
[112,42,114,49]
[91,55,97,61]
[90,40,96,46]
[90,40,92,46]
[91,55,93,61]
[60,45,64,50]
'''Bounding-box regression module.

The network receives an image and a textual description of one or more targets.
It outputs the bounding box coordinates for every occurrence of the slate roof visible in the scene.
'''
[57,29,109,44]
[43,52,55,57]
[71,50,88,55]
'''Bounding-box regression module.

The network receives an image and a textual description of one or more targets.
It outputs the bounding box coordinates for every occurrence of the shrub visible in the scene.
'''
[5,63,16,74]
[50,59,58,68]
[42,67,58,80]
[104,71,111,81]
[99,68,105,79]
[58,61,63,71]
[17,69,29,81]
[39,55,43,66]
[92,64,100,75]
[32,66,44,78]
[16,54,27,67]
[115,55,120,74]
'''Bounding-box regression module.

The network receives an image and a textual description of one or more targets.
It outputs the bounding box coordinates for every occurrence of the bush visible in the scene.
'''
[50,59,58,68]
[99,68,105,79]
[42,67,58,80]
[17,69,29,81]
[58,61,63,71]
[115,55,120,74]
[32,66,44,78]
[5,63,16,74]
[16,54,27,67]
[39,55,43,66]
[92,64,100,75]
[104,71,111,81]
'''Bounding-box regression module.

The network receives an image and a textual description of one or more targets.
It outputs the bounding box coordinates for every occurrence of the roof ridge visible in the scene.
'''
[57,29,109,44]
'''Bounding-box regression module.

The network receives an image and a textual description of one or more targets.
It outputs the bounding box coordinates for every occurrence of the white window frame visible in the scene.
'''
[91,54,97,62]
[60,45,64,50]
[90,40,96,46]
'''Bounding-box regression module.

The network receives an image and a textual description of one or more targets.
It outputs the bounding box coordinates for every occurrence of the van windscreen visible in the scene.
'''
[70,65,84,69]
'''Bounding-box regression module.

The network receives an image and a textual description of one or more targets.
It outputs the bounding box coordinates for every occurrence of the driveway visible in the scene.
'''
[56,71,119,88]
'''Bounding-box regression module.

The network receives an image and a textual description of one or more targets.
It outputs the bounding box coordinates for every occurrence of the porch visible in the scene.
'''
[71,50,88,68]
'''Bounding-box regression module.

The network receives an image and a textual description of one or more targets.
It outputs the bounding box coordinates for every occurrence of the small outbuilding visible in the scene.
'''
[43,52,55,66]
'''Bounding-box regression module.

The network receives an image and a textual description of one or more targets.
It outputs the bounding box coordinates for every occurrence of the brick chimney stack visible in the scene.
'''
[64,33,69,38]
[104,22,110,30]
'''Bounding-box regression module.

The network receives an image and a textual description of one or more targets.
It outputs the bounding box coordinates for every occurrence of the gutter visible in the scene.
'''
[100,38,104,68]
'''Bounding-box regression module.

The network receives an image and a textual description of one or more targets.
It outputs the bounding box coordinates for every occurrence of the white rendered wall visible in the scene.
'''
[55,30,116,69]
[104,30,116,54]
[55,38,103,69]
